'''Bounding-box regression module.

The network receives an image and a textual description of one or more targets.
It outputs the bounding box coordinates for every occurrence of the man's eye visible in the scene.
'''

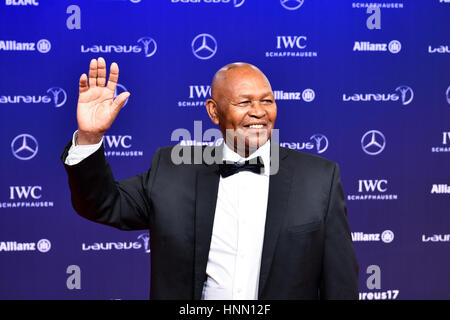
[262,99,273,104]
[239,101,252,106]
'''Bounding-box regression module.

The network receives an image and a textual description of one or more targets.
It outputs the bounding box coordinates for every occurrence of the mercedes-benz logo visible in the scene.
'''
[395,85,414,105]
[192,33,217,60]
[114,83,129,108]
[47,87,67,108]
[361,130,385,155]
[137,37,157,57]
[11,134,39,160]
[280,0,304,11]
[310,134,328,154]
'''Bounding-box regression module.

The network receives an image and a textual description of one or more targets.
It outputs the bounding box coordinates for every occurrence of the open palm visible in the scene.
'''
[76,57,130,144]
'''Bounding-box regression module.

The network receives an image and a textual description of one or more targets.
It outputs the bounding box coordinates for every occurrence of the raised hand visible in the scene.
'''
[76,57,130,145]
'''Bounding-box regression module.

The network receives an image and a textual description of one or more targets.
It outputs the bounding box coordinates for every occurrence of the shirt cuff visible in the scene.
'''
[64,130,104,166]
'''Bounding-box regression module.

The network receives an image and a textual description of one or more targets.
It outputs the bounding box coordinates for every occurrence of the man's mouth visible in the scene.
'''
[247,124,265,129]
[243,123,267,129]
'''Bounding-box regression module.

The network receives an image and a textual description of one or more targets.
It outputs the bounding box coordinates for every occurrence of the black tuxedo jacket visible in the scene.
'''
[61,141,358,300]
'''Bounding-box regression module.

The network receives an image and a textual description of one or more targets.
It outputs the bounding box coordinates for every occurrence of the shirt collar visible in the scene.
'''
[221,140,271,176]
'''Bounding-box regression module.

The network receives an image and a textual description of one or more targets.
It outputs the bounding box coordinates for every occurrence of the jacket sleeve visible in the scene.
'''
[60,140,161,231]
[319,163,359,299]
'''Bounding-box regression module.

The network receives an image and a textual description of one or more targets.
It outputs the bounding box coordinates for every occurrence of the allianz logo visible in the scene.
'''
[0,39,50,53]
[0,239,51,252]
[353,40,401,53]
[82,233,150,252]
[422,234,450,242]
[342,86,413,105]
[273,89,315,102]
[428,45,449,54]
[81,37,157,57]
[430,184,450,194]
[352,230,394,243]
[0,87,67,107]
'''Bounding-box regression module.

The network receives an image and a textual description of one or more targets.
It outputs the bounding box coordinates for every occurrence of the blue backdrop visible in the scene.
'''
[0,0,449,300]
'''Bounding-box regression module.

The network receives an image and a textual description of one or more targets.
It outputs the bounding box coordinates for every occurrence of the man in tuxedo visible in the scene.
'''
[61,57,358,300]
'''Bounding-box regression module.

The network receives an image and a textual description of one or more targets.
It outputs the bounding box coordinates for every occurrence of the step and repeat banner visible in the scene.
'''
[0,0,449,300]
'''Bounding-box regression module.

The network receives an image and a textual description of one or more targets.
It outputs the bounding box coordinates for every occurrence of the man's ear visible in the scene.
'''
[206,99,220,125]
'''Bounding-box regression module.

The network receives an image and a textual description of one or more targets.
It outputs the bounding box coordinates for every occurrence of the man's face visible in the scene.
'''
[209,67,277,153]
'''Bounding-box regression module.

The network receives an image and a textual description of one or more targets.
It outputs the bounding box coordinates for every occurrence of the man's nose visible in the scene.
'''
[248,101,266,118]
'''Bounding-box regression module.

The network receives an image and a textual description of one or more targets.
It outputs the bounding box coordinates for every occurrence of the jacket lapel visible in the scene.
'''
[258,147,292,298]
[193,146,221,300]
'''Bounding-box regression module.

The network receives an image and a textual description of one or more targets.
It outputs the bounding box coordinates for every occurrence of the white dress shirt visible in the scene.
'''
[65,131,104,166]
[202,141,270,300]
[65,132,271,300]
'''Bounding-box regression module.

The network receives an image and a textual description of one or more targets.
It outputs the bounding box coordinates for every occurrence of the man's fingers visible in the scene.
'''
[79,73,88,94]
[112,91,130,113]
[88,58,97,87]
[97,57,107,87]
[106,62,119,92]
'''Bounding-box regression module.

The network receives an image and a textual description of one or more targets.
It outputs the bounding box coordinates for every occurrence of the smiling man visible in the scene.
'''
[61,58,358,300]
[206,63,277,158]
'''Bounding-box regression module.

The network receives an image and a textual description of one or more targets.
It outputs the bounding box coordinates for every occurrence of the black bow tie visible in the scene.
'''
[218,157,264,178]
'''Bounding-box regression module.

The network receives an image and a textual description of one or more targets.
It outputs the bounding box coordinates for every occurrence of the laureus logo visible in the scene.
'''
[395,86,414,105]
[342,86,413,105]
[310,134,328,154]
[81,37,157,58]
[138,233,150,253]
[137,37,157,57]
[47,87,67,107]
